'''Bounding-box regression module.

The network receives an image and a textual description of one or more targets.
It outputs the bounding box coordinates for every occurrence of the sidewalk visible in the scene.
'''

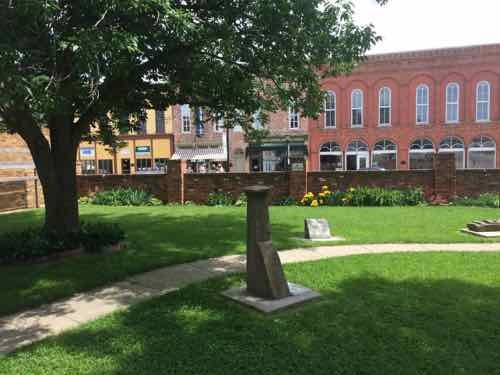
[2,242,500,355]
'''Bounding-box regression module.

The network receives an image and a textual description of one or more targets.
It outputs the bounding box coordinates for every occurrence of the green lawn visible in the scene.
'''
[2,252,500,374]
[0,204,499,316]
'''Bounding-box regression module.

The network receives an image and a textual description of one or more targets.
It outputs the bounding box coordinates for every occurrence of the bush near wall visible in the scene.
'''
[454,193,500,208]
[301,186,425,207]
[80,188,163,206]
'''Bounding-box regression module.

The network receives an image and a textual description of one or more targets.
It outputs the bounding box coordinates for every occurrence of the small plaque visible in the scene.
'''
[304,218,333,240]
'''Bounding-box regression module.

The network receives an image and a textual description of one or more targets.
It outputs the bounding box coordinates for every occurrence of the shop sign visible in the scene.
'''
[135,146,151,155]
[80,147,95,158]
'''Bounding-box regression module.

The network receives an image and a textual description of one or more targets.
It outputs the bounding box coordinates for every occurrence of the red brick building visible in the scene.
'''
[171,105,309,173]
[309,43,500,171]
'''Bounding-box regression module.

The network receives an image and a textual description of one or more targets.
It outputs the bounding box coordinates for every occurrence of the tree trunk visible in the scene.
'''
[38,118,80,233]
[14,114,81,235]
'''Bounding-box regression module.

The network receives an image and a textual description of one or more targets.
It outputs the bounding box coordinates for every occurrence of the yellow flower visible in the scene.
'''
[311,200,319,207]
[349,187,356,192]
[322,185,329,191]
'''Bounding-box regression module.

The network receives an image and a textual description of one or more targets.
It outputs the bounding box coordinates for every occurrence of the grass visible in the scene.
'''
[0,204,499,316]
[2,252,500,374]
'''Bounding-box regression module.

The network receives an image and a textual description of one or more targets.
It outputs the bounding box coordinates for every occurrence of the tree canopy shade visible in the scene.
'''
[0,0,382,233]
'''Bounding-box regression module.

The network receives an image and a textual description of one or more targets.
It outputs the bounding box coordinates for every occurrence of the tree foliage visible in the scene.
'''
[0,0,382,232]
[0,0,381,138]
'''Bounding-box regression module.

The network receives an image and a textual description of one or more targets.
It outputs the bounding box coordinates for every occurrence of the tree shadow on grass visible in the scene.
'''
[0,208,303,316]
[8,275,500,375]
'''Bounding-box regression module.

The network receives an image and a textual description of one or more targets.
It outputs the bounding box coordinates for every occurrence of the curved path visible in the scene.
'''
[2,242,500,355]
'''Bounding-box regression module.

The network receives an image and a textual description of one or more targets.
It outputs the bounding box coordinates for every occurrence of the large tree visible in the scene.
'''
[0,0,381,234]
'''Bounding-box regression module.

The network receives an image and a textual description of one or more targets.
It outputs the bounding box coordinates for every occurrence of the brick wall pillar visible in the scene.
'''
[166,160,186,203]
[289,171,307,201]
[432,153,456,203]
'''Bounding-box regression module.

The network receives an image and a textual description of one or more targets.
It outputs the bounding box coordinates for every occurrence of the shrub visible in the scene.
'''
[234,193,247,207]
[454,193,500,208]
[274,196,298,206]
[80,222,125,253]
[86,188,162,206]
[207,191,235,206]
[0,222,125,265]
[300,186,425,207]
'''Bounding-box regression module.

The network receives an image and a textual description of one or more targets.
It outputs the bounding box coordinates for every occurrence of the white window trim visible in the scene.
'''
[288,107,300,129]
[324,91,336,129]
[181,105,191,133]
[416,84,430,125]
[378,87,392,127]
[351,89,363,128]
[372,151,398,170]
[445,83,460,124]
[468,147,497,169]
[345,151,370,170]
[476,81,491,123]
[319,151,343,171]
[438,149,465,169]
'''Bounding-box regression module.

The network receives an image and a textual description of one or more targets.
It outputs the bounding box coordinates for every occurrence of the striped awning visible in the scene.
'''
[172,147,227,161]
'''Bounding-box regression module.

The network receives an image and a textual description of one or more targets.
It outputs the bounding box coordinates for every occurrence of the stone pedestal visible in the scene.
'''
[222,185,320,313]
[245,186,290,300]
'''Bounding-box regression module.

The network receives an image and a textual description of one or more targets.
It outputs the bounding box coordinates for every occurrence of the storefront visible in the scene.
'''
[248,137,308,172]
[172,145,228,173]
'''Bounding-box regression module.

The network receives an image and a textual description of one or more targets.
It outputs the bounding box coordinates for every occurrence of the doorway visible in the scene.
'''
[346,153,369,170]
[121,159,131,174]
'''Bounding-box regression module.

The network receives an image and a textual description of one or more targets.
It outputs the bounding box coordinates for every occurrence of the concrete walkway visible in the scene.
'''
[2,242,500,355]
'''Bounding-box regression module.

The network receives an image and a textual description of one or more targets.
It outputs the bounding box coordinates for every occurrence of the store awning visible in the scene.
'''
[172,147,227,161]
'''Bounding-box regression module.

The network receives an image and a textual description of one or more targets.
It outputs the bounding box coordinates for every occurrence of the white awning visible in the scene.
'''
[172,147,227,161]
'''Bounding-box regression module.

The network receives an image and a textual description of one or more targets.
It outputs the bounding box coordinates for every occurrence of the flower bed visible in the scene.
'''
[300,186,425,207]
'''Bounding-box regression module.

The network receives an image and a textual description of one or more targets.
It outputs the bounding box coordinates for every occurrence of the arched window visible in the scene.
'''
[346,140,369,170]
[347,140,368,152]
[372,139,397,170]
[476,81,491,122]
[319,142,342,171]
[351,89,363,127]
[468,136,496,169]
[324,91,336,128]
[379,87,391,126]
[439,136,465,169]
[416,84,429,124]
[445,83,460,123]
[409,138,435,170]
[181,104,191,133]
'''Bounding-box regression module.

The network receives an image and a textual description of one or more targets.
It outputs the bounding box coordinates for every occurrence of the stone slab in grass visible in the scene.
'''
[222,282,321,314]
[461,228,500,238]
[294,236,345,243]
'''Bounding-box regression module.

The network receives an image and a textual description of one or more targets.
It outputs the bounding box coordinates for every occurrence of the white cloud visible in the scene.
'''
[352,0,500,54]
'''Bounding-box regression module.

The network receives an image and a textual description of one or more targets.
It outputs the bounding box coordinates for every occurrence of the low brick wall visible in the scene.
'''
[456,169,500,197]
[308,170,435,198]
[0,178,43,212]
[184,172,290,204]
[77,174,169,203]
[74,156,500,205]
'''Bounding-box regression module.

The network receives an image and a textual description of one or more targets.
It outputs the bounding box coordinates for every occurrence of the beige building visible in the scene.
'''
[0,133,36,178]
[77,108,174,175]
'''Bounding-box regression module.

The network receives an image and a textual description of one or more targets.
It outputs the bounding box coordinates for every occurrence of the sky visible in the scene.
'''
[352,0,500,54]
